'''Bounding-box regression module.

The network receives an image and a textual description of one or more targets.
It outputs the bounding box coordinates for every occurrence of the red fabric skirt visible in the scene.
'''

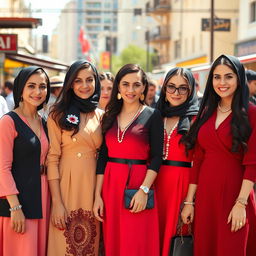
[102,162,160,256]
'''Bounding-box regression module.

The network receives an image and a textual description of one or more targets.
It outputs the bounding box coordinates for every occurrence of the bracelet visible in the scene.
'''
[235,198,247,207]
[9,204,22,212]
[184,201,195,206]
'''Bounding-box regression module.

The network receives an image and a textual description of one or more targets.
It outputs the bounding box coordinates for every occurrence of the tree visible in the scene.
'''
[111,44,155,74]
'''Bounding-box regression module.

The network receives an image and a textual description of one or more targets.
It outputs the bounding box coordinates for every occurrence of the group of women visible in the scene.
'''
[0,54,255,256]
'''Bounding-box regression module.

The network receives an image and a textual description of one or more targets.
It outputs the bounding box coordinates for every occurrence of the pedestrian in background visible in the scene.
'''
[245,69,256,105]
[94,64,163,256]
[156,67,199,255]
[47,60,103,256]
[0,66,50,256]
[181,55,256,256]
[0,95,8,118]
[98,72,114,110]
[145,79,159,108]
[3,80,14,111]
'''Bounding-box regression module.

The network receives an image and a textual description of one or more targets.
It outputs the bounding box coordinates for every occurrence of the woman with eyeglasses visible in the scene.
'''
[98,72,114,110]
[156,67,199,256]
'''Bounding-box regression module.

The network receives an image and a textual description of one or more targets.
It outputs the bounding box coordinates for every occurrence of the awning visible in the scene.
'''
[5,53,69,72]
[176,56,208,67]
[0,17,42,28]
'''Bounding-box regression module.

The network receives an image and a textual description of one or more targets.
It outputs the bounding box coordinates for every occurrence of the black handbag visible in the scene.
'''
[169,221,193,256]
[124,189,154,209]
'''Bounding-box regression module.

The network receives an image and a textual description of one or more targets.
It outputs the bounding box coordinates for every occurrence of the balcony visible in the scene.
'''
[148,26,171,43]
[146,0,171,15]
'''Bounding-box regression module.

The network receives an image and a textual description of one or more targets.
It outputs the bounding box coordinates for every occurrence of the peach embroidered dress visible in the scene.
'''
[47,109,103,256]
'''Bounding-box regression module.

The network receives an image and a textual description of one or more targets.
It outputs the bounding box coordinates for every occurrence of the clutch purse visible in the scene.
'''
[124,189,154,209]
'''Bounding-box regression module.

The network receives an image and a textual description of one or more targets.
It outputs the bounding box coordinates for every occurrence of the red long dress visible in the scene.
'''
[191,106,256,256]
[97,107,163,256]
[155,128,193,256]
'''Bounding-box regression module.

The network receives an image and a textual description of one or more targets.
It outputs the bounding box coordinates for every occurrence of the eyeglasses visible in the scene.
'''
[166,85,189,95]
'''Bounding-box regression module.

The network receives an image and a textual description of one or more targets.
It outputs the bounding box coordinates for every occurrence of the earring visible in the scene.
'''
[117,93,122,100]
[20,96,23,102]
[165,97,168,102]
[140,94,145,101]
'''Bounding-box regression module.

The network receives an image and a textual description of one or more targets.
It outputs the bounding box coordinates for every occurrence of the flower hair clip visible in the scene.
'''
[66,114,79,125]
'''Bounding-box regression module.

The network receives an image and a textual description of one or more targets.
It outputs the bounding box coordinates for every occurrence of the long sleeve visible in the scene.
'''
[190,141,205,184]
[0,115,19,197]
[243,105,256,182]
[47,116,62,180]
[147,109,164,172]
[96,137,108,174]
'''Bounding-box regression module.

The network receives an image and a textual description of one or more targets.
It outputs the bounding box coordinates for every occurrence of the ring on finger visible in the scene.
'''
[239,222,243,227]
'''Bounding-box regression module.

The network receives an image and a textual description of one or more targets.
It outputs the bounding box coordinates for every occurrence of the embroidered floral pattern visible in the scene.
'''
[64,208,97,256]
[66,114,79,125]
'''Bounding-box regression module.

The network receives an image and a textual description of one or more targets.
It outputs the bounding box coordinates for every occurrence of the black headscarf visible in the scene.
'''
[13,66,50,110]
[157,67,199,134]
[64,60,101,128]
[200,54,249,111]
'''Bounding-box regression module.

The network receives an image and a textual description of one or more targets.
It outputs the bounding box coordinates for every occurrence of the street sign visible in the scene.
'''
[0,34,17,53]
[201,18,231,31]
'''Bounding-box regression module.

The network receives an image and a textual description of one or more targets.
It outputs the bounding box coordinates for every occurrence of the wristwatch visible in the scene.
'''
[140,185,149,194]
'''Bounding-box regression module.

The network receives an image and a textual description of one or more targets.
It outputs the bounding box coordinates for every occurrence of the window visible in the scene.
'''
[250,1,256,23]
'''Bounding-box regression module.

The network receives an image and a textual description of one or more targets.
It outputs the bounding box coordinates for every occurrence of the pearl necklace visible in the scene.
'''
[117,106,142,143]
[218,103,231,113]
[163,118,179,160]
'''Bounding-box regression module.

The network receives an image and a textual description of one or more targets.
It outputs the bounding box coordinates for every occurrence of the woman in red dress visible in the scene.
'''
[93,64,164,256]
[181,55,256,256]
[155,67,199,255]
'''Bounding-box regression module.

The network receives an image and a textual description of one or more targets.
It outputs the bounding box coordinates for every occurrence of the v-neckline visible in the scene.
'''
[11,111,42,142]
[214,110,232,130]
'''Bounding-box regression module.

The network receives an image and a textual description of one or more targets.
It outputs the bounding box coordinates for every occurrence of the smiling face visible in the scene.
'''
[72,67,95,99]
[118,72,145,105]
[99,78,113,109]
[21,73,48,108]
[165,75,190,107]
[212,64,238,100]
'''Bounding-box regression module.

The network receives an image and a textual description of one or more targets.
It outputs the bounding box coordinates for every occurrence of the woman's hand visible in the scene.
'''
[51,201,68,230]
[181,205,194,224]
[93,196,104,222]
[227,203,246,232]
[130,189,148,213]
[11,209,26,234]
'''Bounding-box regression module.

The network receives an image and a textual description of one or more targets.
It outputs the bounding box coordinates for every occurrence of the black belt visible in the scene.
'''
[108,157,147,165]
[162,160,192,168]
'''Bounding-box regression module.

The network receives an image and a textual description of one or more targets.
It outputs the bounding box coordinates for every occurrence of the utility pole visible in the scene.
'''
[210,0,214,63]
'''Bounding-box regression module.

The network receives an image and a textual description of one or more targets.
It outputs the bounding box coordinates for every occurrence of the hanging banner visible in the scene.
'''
[100,51,110,70]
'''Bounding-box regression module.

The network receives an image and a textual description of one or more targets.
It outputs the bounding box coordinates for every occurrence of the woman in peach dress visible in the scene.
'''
[47,60,103,256]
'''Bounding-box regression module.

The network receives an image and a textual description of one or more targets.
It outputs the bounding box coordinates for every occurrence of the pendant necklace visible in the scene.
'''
[117,106,142,143]
[163,118,179,160]
[218,103,231,113]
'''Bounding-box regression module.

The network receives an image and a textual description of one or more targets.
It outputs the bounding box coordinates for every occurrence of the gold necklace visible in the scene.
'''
[117,106,142,143]
[218,103,231,113]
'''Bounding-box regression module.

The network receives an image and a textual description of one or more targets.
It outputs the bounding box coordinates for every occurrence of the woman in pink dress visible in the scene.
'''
[155,67,199,255]
[182,55,256,256]
[0,66,50,256]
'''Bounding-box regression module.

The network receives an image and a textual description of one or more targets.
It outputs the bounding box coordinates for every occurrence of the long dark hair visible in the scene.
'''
[50,62,96,131]
[183,55,251,152]
[102,64,148,134]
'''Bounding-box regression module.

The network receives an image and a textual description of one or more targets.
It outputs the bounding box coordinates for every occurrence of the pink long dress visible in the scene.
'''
[0,114,50,256]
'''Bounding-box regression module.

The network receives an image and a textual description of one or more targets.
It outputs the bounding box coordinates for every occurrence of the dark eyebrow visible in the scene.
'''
[167,83,188,87]
[213,72,234,76]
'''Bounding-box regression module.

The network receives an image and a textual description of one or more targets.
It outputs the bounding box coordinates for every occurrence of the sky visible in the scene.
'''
[25,0,70,36]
